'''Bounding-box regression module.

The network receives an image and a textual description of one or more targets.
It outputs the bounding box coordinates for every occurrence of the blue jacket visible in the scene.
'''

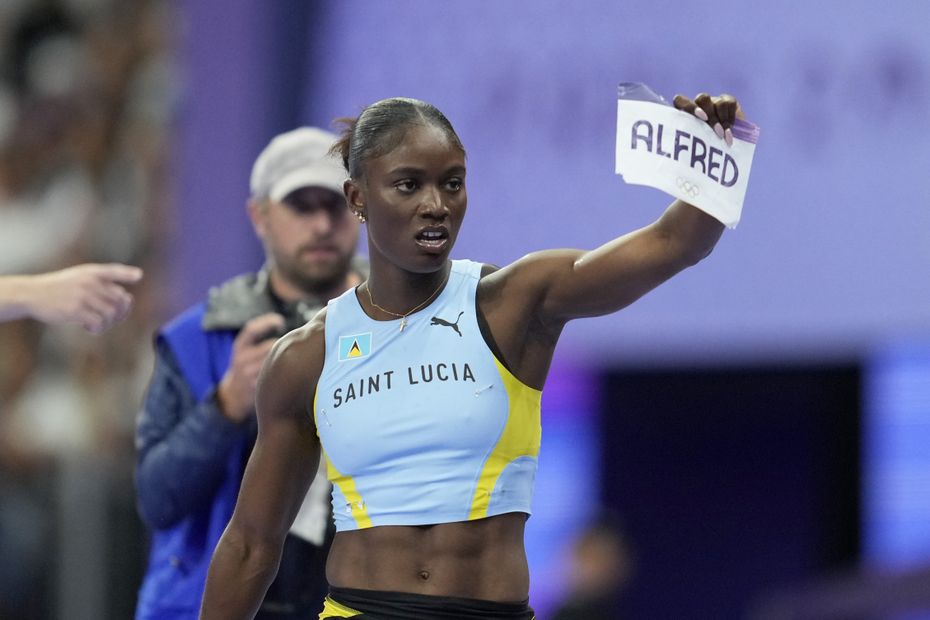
[135,302,248,619]
[133,262,366,619]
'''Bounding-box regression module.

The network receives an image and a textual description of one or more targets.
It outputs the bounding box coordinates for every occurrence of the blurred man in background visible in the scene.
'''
[134,127,365,620]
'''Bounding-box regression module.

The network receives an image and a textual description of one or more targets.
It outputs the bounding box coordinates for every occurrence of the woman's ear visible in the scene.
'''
[344,179,366,222]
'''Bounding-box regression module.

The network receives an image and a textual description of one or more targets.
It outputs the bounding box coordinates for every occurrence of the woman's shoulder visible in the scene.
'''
[255,310,327,421]
[264,310,327,386]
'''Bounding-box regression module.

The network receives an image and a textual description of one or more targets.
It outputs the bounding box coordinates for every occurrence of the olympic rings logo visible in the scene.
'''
[676,177,700,198]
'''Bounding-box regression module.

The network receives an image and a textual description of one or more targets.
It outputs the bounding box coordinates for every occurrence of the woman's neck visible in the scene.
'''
[363,261,451,318]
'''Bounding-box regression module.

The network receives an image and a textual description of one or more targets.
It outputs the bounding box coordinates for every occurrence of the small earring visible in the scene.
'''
[356,212,366,223]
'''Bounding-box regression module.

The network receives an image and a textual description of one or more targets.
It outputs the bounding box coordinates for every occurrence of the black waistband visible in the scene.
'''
[328,586,534,620]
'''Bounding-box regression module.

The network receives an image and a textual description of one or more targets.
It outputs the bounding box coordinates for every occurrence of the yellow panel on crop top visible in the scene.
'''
[314,259,542,531]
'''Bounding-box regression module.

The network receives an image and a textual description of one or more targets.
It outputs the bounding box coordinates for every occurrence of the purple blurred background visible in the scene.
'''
[173,6,930,613]
[1,0,928,618]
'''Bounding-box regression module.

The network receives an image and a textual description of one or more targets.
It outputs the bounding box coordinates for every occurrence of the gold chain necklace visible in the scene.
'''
[365,270,450,332]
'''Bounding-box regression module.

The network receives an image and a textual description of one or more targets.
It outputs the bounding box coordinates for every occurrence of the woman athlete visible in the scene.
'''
[200,92,744,619]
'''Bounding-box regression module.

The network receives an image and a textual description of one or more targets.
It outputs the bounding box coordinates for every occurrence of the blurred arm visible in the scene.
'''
[0,263,142,332]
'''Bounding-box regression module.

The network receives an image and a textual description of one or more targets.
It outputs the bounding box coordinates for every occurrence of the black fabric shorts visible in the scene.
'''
[319,586,535,619]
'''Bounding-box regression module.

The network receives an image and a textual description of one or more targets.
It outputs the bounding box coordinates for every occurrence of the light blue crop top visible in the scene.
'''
[314,259,542,531]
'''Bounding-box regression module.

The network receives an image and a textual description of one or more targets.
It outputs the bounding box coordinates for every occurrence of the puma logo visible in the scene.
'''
[430,311,464,337]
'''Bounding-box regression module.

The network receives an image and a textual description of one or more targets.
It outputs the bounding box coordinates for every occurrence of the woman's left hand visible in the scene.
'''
[672,92,744,147]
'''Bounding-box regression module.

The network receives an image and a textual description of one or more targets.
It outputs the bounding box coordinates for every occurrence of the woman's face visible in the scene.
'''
[352,123,467,274]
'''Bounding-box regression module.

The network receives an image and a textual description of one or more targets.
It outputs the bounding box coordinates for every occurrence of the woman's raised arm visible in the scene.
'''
[494,93,742,327]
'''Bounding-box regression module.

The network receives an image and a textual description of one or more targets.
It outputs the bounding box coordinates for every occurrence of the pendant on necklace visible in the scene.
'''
[399,317,407,332]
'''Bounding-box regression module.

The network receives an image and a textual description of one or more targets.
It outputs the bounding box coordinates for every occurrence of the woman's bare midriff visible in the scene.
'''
[325,512,529,602]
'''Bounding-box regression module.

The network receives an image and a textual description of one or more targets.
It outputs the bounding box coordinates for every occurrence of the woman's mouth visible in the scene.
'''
[415,227,449,252]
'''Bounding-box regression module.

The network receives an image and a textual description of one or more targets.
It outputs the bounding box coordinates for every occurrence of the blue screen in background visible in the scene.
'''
[524,360,601,617]
[864,341,930,569]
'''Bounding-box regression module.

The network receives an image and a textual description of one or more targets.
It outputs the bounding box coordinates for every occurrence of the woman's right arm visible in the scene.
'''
[200,314,326,620]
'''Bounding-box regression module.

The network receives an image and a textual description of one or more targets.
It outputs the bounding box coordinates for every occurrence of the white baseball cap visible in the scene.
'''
[249,127,347,202]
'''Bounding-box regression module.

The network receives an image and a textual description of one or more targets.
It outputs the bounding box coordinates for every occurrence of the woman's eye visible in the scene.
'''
[395,180,417,193]
[446,179,463,192]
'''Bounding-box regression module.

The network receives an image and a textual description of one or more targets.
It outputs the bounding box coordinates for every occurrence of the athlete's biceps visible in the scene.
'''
[510,250,583,294]
[533,253,591,319]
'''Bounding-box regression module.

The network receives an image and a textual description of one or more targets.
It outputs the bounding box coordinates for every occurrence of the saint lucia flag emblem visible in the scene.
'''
[338,333,372,361]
